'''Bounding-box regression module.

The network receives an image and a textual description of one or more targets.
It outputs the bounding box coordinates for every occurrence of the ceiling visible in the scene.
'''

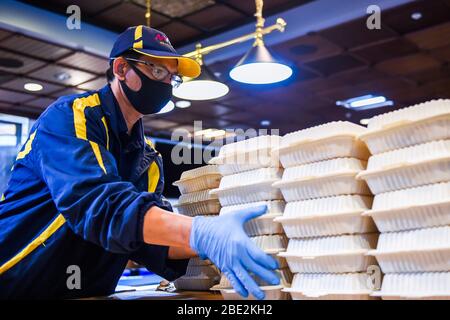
[19,0,313,48]
[1,0,450,141]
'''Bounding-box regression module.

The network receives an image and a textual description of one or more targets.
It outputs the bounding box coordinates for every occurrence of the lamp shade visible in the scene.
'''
[157,100,175,114]
[229,44,293,84]
[173,65,229,101]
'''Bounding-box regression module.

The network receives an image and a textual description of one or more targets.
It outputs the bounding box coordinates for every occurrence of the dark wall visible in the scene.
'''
[156,142,219,199]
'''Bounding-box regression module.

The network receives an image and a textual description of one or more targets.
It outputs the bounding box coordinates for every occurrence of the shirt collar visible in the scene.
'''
[98,84,145,151]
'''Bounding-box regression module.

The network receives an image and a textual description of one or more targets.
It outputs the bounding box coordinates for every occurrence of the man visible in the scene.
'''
[0,26,279,299]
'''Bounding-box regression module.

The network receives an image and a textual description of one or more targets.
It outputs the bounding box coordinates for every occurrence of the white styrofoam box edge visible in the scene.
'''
[176,165,221,182]
[281,195,373,218]
[215,269,292,289]
[281,158,367,181]
[370,226,450,252]
[276,211,377,238]
[283,233,378,255]
[358,157,450,195]
[371,181,450,211]
[365,140,450,172]
[284,289,375,300]
[363,200,450,232]
[175,200,221,217]
[176,189,218,205]
[219,200,285,216]
[252,234,288,252]
[366,99,450,131]
[287,273,374,296]
[361,116,450,155]
[210,135,281,162]
[280,121,367,148]
[278,135,370,168]
[279,251,377,274]
[372,272,450,299]
[219,167,283,190]
[219,285,288,300]
[274,172,371,201]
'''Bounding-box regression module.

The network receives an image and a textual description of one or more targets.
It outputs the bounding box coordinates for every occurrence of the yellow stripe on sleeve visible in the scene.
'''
[101,116,109,151]
[16,130,36,160]
[72,93,107,174]
[147,162,160,193]
[0,214,66,276]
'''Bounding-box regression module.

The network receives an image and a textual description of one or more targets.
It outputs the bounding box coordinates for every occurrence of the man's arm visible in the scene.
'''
[143,206,193,247]
[168,246,197,259]
[142,206,197,259]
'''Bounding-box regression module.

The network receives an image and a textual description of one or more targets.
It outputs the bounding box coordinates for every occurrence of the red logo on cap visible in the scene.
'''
[155,33,171,46]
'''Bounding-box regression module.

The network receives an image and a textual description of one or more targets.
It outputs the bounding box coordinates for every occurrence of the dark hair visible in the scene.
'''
[106,50,142,82]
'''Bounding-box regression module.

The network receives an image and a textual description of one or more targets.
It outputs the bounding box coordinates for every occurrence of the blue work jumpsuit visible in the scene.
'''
[0,84,188,299]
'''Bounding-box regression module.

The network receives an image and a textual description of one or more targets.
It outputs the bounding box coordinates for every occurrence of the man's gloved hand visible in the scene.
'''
[189,205,280,300]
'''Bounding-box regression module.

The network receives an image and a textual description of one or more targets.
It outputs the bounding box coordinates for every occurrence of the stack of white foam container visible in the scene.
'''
[172,165,222,290]
[358,99,450,300]
[208,135,292,300]
[272,121,380,300]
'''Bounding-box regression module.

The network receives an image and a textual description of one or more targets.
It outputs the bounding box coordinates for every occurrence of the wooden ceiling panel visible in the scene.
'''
[304,54,367,76]
[22,96,56,109]
[24,0,123,15]
[0,49,46,74]
[375,53,442,77]
[406,22,450,50]
[0,35,72,61]
[221,111,258,123]
[225,0,313,16]
[319,18,397,50]
[0,29,12,41]
[187,102,234,117]
[273,34,343,64]
[155,108,205,124]
[29,65,97,86]
[58,52,110,74]
[327,67,387,88]
[382,0,450,35]
[0,88,34,103]
[49,87,87,98]
[183,4,246,31]
[95,2,169,32]
[287,76,344,96]
[1,77,64,95]
[159,21,202,44]
[77,77,107,91]
[405,65,450,86]
[200,119,231,129]
[431,45,450,62]
[145,0,215,18]
[351,38,419,64]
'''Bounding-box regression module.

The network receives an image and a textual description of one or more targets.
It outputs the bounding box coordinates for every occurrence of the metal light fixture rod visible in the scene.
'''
[145,0,151,27]
[254,0,265,46]
[183,17,287,59]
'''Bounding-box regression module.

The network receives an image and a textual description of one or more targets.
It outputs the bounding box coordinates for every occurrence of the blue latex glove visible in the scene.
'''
[189,205,280,300]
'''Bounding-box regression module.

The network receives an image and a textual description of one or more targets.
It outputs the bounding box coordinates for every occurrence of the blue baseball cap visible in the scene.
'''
[110,25,201,78]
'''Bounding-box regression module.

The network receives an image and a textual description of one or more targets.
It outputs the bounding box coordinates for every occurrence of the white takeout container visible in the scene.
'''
[368,226,450,273]
[359,99,450,154]
[372,272,450,300]
[284,273,376,300]
[279,233,378,273]
[357,140,450,194]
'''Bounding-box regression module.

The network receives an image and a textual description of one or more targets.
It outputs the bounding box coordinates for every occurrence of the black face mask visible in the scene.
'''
[119,62,173,115]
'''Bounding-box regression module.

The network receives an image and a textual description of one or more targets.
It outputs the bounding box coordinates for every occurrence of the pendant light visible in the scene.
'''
[173,44,229,101]
[229,0,293,84]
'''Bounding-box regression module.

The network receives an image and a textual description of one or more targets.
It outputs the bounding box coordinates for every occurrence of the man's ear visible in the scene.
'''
[113,57,128,81]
